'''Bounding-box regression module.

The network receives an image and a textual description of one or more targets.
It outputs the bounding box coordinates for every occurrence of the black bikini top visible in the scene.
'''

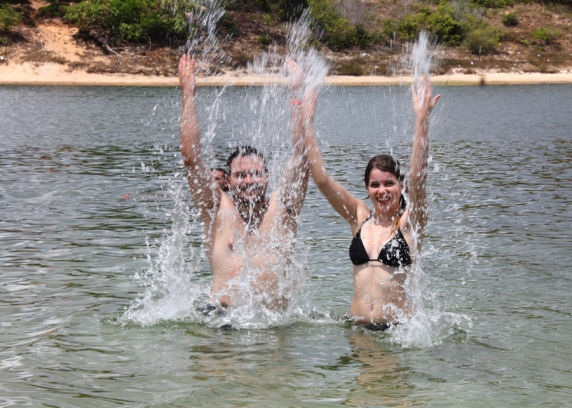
[349,215,412,268]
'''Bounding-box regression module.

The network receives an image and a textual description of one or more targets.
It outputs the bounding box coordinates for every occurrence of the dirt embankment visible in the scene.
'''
[1,0,572,86]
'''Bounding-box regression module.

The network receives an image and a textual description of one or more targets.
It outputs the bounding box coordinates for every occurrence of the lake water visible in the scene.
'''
[1,83,571,407]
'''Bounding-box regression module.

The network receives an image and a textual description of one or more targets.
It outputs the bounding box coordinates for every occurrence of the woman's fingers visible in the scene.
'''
[286,58,304,93]
[178,54,196,96]
[411,76,440,117]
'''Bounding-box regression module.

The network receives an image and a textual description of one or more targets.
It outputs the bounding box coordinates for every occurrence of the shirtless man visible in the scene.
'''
[178,55,313,309]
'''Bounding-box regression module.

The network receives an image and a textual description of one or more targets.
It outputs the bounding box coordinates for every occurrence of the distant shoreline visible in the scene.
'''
[1,63,572,86]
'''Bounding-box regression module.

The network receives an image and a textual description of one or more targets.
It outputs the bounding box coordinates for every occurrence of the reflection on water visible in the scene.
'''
[1,84,572,406]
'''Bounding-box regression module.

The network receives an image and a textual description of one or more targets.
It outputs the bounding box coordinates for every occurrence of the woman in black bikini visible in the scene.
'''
[301,78,440,329]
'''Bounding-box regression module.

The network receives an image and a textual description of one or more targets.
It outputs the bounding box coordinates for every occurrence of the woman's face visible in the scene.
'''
[366,169,402,215]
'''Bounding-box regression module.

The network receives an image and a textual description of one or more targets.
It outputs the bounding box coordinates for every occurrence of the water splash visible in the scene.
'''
[246,9,329,188]
[121,181,208,326]
[379,31,473,348]
[169,0,231,75]
[123,24,472,343]
[122,11,330,329]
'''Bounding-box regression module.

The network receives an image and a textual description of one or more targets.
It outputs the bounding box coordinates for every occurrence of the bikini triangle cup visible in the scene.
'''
[349,215,411,267]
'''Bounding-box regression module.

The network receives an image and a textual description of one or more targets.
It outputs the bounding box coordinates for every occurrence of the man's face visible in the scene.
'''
[228,156,268,203]
[212,170,228,191]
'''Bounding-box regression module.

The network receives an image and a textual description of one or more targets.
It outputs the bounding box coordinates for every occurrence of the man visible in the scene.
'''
[211,167,229,192]
[178,55,313,309]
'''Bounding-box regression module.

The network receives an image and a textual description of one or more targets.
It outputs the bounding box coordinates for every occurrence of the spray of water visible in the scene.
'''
[379,31,473,348]
[122,9,330,329]
[121,181,207,326]
[123,19,471,344]
[166,0,231,75]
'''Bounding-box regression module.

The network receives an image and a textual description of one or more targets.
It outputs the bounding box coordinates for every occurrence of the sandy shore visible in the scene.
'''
[1,62,572,86]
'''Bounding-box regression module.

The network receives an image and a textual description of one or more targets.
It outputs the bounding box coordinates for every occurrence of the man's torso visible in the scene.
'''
[205,192,297,306]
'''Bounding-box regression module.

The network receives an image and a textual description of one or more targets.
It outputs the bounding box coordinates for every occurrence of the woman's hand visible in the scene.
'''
[285,57,304,95]
[178,54,196,99]
[411,76,440,123]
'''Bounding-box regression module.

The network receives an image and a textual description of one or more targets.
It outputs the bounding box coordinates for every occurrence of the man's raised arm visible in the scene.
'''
[178,55,220,219]
[276,59,311,217]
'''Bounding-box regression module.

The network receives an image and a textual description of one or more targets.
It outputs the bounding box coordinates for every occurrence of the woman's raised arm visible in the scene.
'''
[406,77,440,247]
[301,89,367,228]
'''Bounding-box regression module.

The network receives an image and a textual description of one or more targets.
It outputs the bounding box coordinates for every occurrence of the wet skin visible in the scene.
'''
[212,170,228,191]
[207,156,299,308]
[349,169,412,323]
[302,76,440,324]
[178,54,311,310]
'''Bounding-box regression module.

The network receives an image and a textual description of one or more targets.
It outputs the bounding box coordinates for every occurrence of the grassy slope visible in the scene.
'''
[0,0,571,76]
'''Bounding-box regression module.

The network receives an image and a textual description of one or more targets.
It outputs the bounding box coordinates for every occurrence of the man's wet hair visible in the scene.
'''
[226,146,268,174]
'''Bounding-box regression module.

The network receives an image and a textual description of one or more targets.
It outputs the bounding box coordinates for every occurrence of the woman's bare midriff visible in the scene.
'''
[350,263,409,324]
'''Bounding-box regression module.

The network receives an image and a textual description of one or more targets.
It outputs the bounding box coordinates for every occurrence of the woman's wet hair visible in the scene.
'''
[226,145,268,174]
[364,154,407,210]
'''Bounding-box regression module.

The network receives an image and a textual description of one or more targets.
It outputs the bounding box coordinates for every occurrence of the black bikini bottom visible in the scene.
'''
[341,314,399,332]
[360,322,398,332]
[198,303,228,317]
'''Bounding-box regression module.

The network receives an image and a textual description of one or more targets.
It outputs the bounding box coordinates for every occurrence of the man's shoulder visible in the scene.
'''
[216,193,237,215]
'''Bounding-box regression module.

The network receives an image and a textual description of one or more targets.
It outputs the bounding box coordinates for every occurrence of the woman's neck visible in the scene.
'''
[371,211,400,229]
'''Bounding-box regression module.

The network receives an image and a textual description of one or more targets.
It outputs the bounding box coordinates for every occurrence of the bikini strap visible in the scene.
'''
[355,213,373,236]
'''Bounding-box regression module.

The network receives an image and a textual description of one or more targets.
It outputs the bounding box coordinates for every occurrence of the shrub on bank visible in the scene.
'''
[65,0,190,44]
[396,12,427,42]
[428,1,463,45]
[533,27,562,44]
[332,59,363,76]
[472,0,513,8]
[37,0,81,19]
[307,0,358,50]
[502,12,519,27]
[0,4,23,34]
[465,23,501,54]
[231,0,308,21]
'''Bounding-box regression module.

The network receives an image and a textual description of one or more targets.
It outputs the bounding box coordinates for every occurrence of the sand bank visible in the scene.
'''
[1,62,572,86]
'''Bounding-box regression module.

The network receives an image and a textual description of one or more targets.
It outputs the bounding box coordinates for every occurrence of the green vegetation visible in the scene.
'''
[307,0,359,50]
[64,0,192,44]
[37,0,76,18]
[472,0,513,9]
[502,12,519,27]
[257,33,270,45]
[465,24,501,54]
[381,0,502,54]
[229,0,308,21]
[533,26,562,44]
[0,3,23,45]
[2,0,569,74]
[0,3,23,34]
[427,2,463,46]
[333,59,363,76]
[51,0,565,56]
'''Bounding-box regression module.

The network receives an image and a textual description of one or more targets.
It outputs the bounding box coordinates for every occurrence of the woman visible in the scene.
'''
[301,78,440,329]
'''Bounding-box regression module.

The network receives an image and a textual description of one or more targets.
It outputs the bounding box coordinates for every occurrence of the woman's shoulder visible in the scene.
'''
[398,209,416,249]
[350,203,372,234]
